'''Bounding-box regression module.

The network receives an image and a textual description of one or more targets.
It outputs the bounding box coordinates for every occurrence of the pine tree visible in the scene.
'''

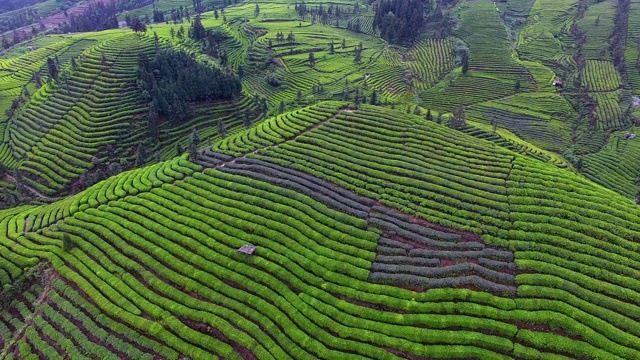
[217,119,227,137]
[136,144,147,166]
[370,90,378,105]
[354,42,363,62]
[188,128,200,160]
[461,50,469,74]
[278,100,285,114]
[436,113,443,124]
[515,79,521,91]
[243,111,252,128]
[329,41,335,54]
[71,57,77,70]
[341,38,346,49]
[176,142,184,156]
[406,104,411,113]
[413,105,421,115]
[296,89,303,102]
[308,51,316,67]
[254,3,260,17]
[33,71,41,88]
[342,88,350,101]
[426,108,433,121]
[449,106,466,130]
[46,57,58,80]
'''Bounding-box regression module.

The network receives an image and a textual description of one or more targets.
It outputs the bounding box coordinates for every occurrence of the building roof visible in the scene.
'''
[237,244,256,255]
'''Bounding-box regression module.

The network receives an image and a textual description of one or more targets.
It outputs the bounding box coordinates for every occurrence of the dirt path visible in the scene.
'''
[4,174,59,201]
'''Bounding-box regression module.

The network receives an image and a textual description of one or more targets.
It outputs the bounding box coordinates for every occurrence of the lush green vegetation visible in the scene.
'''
[0,0,640,358]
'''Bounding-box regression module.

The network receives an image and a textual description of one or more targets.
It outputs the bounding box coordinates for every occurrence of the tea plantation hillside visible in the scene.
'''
[1,104,640,359]
[1,0,640,358]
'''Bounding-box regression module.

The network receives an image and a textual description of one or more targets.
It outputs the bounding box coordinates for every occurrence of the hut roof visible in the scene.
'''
[237,244,256,255]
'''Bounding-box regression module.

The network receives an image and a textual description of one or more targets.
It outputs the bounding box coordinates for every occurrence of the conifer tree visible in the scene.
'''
[46,57,58,80]
[449,106,466,130]
[243,110,252,128]
[426,108,433,120]
[278,101,285,114]
[354,42,363,62]
[217,119,227,137]
[136,144,147,166]
[309,51,315,67]
[188,128,200,160]
[461,50,469,74]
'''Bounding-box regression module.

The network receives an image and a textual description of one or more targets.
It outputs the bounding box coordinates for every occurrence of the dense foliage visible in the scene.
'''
[373,0,425,43]
[0,0,46,13]
[56,0,154,33]
[137,48,242,123]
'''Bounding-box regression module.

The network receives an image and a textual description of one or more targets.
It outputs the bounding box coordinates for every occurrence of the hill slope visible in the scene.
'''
[1,104,640,359]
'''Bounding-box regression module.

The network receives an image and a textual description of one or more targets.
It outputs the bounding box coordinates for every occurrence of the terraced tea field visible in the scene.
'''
[0,0,640,358]
[1,104,640,359]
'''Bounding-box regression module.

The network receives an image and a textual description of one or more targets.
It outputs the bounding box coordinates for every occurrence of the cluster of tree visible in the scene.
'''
[610,0,630,77]
[137,48,242,125]
[0,0,45,13]
[178,18,228,60]
[272,31,296,44]
[294,1,361,24]
[193,0,205,14]
[152,9,165,23]
[448,106,466,130]
[266,73,282,87]
[56,0,157,33]
[71,158,132,193]
[56,2,119,33]
[4,84,32,120]
[188,15,206,41]
[346,18,363,33]
[204,28,228,58]
[373,0,425,43]
[127,16,147,33]
[1,26,43,49]
[168,6,190,23]
[0,7,41,34]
